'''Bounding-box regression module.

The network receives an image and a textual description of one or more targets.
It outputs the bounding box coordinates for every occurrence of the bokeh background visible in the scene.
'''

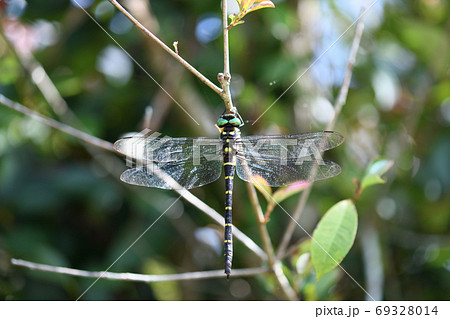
[0,0,449,300]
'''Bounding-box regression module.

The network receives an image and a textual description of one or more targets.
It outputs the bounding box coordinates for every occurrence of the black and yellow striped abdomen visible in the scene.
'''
[223,138,236,278]
[217,114,242,278]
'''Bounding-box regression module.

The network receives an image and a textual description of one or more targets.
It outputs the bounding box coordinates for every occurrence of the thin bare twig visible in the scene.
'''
[107,0,222,96]
[222,0,230,77]
[0,94,115,152]
[11,258,267,282]
[219,0,235,114]
[276,13,365,260]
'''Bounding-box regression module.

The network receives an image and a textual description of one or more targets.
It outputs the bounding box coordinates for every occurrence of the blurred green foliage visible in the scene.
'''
[0,0,449,300]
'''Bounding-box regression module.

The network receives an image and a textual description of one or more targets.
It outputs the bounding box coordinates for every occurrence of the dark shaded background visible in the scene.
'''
[0,0,449,300]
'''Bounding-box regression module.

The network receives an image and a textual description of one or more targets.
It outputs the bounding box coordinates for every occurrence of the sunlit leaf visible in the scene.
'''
[311,200,358,281]
[241,0,255,12]
[231,20,245,27]
[228,0,275,29]
[228,14,245,29]
[247,1,276,14]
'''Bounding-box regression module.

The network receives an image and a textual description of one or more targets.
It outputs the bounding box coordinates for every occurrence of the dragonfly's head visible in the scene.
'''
[216,114,243,129]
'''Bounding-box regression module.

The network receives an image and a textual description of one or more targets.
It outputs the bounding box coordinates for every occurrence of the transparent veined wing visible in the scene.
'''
[120,155,223,190]
[115,135,223,189]
[236,156,341,187]
[238,131,343,160]
[114,135,221,162]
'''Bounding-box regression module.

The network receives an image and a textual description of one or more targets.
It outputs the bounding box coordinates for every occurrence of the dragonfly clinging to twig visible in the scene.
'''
[114,113,344,278]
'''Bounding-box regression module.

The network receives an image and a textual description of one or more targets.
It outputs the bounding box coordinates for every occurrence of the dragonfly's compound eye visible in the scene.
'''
[217,118,229,127]
[228,117,242,127]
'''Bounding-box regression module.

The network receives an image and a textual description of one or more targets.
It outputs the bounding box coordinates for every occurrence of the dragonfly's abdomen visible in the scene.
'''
[221,127,239,278]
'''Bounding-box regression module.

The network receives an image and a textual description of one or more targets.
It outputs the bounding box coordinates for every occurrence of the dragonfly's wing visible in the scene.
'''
[120,156,223,190]
[239,131,343,159]
[114,136,221,162]
[236,156,341,187]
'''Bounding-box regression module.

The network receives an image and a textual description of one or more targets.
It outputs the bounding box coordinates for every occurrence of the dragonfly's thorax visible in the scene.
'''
[217,114,242,156]
[220,127,241,141]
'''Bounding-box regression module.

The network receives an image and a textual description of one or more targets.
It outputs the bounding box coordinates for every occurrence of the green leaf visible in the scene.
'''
[360,174,386,191]
[311,200,358,281]
[365,158,394,176]
[272,181,309,203]
[360,158,393,192]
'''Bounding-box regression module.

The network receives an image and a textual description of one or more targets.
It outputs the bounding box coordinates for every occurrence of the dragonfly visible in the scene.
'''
[113,113,344,278]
